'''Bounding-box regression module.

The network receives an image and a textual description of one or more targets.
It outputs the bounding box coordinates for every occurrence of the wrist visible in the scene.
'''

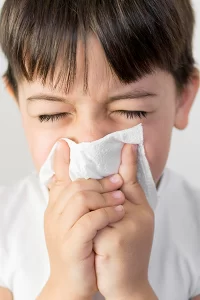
[126,286,158,300]
[129,284,158,300]
[106,282,158,300]
[37,276,92,300]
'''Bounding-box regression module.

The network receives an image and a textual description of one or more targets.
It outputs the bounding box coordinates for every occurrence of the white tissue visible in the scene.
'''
[39,124,157,210]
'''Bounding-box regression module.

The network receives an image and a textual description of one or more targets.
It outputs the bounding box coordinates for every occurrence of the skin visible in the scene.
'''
[35,141,157,300]
[10,36,199,185]
[5,35,200,299]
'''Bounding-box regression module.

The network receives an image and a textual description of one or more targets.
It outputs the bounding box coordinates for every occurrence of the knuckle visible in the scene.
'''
[54,179,65,187]
[80,213,93,230]
[125,180,141,193]
[101,193,109,206]
[100,207,110,222]
[73,179,85,191]
[131,181,141,189]
[97,179,105,193]
[75,191,88,206]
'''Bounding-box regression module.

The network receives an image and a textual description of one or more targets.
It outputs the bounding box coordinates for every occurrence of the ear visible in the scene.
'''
[3,76,18,104]
[175,68,200,130]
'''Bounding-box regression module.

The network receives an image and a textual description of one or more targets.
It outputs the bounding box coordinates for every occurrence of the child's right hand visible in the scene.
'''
[43,140,125,300]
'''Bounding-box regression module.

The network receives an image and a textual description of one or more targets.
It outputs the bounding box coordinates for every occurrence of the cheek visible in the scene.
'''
[25,120,173,178]
[28,131,57,171]
[143,119,174,184]
[22,120,60,172]
[142,93,177,184]
[30,134,55,172]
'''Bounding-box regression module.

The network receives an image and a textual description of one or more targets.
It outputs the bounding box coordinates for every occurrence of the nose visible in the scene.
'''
[66,119,115,144]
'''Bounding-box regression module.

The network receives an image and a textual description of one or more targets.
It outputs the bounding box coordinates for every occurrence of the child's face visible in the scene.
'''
[13,36,198,184]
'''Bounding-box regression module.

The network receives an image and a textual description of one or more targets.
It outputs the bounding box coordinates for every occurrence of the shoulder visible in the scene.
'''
[157,168,200,221]
[0,173,47,226]
[0,173,47,288]
[156,169,200,297]
[0,172,47,240]
[0,172,47,253]
[0,174,40,287]
[0,174,48,290]
[157,168,200,244]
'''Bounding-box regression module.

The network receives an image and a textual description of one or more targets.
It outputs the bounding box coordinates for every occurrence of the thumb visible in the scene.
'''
[54,140,70,183]
[49,140,71,203]
[119,144,137,185]
[119,144,148,206]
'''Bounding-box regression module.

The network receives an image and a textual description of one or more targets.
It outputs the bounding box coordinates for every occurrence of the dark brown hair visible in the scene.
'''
[0,0,196,97]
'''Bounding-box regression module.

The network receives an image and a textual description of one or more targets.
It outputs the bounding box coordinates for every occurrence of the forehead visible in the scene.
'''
[21,35,115,94]
[19,68,176,102]
[70,35,119,93]
[19,32,177,100]
[20,36,173,96]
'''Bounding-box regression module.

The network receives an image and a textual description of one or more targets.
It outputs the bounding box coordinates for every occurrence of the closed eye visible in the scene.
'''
[38,113,69,123]
[114,110,148,119]
[38,110,147,123]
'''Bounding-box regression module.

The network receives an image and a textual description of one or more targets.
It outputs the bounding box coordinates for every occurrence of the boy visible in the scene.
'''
[0,0,200,299]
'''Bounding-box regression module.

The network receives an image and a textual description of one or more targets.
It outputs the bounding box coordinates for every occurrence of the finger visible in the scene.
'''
[52,174,123,213]
[47,175,56,191]
[99,174,123,193]
[49,140,71,204]
[72,205,125,244]
[119,144,148,205]
[119,144,137,185]
[54,140,70,182]
[59,190,125,230]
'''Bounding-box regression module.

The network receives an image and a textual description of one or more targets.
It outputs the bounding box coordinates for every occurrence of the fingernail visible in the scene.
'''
[56,140,63,151]
[56,140,69,162]
[115,205,124,212]
[110,174,121,183]
[112,191,123,199]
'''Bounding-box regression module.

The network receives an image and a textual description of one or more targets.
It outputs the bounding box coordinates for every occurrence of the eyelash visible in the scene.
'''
[115,110,148,119]
[39,113,69,123]
[38,111,147,123]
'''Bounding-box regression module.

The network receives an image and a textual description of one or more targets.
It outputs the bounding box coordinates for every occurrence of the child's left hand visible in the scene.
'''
[93,144,156,300]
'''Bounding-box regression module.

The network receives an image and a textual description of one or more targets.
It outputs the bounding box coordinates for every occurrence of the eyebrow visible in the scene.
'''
[108,91,157,102]
[27,94,68,103]
[27,91,157,103]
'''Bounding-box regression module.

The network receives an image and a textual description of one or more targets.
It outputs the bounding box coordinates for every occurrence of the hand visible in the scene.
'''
[43,140,126,300]
[93,144,156,300]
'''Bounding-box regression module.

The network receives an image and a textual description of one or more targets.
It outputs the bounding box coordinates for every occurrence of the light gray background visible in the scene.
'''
[0,0,200,187]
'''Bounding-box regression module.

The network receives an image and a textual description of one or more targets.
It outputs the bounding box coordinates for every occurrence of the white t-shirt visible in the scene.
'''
[0,169,200,300]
